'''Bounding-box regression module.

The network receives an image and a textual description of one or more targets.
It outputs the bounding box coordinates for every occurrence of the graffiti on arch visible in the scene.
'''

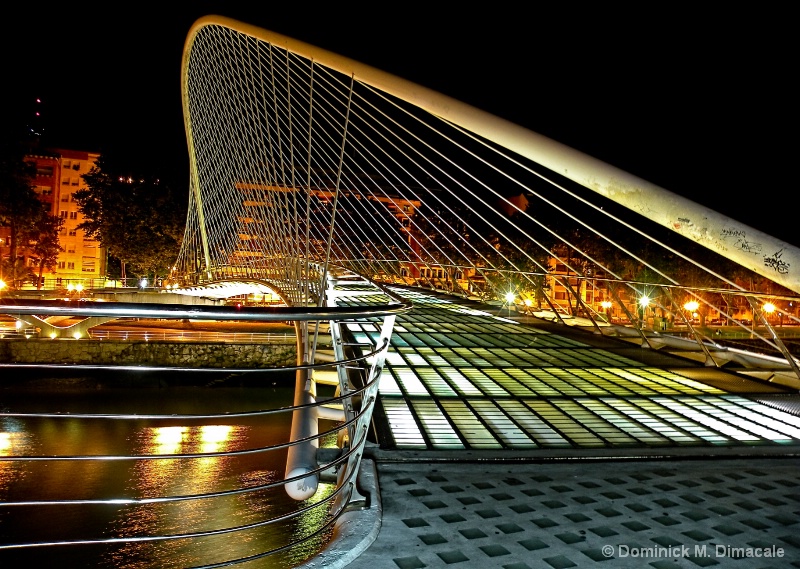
[720,227,762,255]
[764,248,790,275]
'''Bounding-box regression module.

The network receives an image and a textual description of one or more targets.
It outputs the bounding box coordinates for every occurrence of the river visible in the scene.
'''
[0,367,336,568]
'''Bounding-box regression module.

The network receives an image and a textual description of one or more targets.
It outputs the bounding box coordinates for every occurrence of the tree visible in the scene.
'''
[74,156,186,283]
[24,209,64,289]
[0,133,41,288]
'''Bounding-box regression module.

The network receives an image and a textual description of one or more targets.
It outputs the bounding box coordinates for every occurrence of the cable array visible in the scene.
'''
[173,17,800,366]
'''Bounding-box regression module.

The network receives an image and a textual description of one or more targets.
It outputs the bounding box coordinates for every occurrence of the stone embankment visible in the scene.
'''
[0,339,297,369]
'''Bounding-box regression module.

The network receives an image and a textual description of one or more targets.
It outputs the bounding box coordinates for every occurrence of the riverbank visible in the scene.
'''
[0,338,297,370]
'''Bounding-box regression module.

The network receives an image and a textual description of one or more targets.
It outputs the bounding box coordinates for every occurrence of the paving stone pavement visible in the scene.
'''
[337,456,800,569]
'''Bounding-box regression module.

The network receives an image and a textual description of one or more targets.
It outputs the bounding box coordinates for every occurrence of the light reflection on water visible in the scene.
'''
[0,369,337,568]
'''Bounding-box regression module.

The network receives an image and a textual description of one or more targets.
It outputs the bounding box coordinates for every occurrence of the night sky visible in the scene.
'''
[5,4,794,245]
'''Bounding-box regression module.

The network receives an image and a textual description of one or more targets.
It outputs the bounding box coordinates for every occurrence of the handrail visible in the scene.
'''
[0,296,410,322]
[0,330,382,563]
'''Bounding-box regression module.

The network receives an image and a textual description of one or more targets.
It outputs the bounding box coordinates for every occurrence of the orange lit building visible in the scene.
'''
[5,148,106,288]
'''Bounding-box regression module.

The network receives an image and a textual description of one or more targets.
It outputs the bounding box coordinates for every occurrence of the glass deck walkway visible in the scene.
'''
[336,286,800,452]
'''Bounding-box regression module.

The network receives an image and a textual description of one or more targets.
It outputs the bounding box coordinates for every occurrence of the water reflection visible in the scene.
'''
[0,369,337,568]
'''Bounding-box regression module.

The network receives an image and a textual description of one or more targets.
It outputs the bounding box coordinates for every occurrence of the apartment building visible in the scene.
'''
[14,148,106,288]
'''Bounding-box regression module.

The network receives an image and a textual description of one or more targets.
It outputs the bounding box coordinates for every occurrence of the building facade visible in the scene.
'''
[13,148,106,289]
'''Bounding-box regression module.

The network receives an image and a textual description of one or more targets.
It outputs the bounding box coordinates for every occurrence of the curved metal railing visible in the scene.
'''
[0,272,409,566]
[0,357,380,564]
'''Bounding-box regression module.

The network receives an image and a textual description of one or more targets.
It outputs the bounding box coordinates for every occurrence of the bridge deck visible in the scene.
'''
[334,287,800,454]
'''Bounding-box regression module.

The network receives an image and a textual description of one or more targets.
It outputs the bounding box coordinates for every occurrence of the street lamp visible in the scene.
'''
[638,295,650,326]
[683,300,699,312]
[504,292,515,316]
[601,300,612,322]
[763,302,776,325]
[683,300,700,324]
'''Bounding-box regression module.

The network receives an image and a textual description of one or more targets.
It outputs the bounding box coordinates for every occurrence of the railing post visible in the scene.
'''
[285,320,320,500]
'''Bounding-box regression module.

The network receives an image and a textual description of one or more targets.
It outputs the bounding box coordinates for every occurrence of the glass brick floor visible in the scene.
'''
[336,286,800,452]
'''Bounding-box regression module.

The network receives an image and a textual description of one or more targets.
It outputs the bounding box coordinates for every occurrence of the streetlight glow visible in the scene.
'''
[684,300,699,312]
[763,302,776,313]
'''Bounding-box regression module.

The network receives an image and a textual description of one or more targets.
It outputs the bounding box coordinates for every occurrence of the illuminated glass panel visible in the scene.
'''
[545,369,589,396]
[579,399,671,444]
[653,398,759,442]
[482,368,535,396]
[460,368,509,396]
[634,400,729,443]
[469,400,537,448]
[650,371,725,394]
[506,401,571,447]
[552,400,637,445]
[591,369,657,395]
[439,400,502,449]
[525,401,605,447]
[410,400,463,449]
[440,333,473,347]
[377,368,401,395]
[415,368,457,397]
[383,352,407,366]
[602,398,700,443]
[735,397,800,429]
[397,348,428,367]
[396,332,425,347]
[428,333,462,347]
[437,350,472,367]
[694,399,793,441]
[465,348,511,367]
[505,369,562,396]
[572,369,632,395]
[393,367,429,396]
[491,349,522,365]
[381,399,427,448]
[440,367,483,396]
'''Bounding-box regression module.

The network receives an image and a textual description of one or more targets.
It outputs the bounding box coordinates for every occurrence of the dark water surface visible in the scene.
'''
[0,368,335,568]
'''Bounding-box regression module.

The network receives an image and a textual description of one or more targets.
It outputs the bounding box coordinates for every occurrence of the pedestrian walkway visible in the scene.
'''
[313,451,800,568]
[307,287,800,568]
[350,287,800,455]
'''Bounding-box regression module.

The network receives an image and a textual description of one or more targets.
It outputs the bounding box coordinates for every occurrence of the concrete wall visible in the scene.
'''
[0,339,296,369]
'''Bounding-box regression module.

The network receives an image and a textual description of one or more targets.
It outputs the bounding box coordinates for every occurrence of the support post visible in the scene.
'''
[285,321,319,500]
